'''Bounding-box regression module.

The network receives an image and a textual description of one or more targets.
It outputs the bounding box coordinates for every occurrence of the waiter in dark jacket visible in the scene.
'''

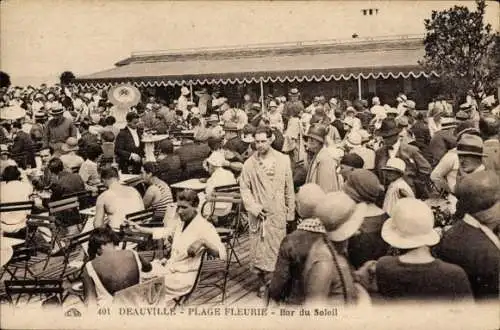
[10,121,36,169]
[115,112,144,174]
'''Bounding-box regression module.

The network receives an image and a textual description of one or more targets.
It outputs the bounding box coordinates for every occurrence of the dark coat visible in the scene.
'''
[175,142,211,180]
[433,220,500,300]
[11,131,36,169]
[115,127,144,174]
[428,128,456,166]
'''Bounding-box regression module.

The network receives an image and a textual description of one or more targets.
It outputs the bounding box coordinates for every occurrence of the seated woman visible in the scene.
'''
[78,143,102,194]
[141,162,174,223]
[0,165,33,237]
[127,189,226,302]
[356,198,473,303]
[82,227,152,307]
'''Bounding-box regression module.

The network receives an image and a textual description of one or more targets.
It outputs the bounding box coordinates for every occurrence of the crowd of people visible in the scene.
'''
[0,81,499,308]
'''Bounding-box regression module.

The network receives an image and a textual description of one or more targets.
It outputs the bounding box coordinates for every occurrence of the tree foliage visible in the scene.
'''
[0,71,11,89]
[59,71,76,86]
[420,0,499,104]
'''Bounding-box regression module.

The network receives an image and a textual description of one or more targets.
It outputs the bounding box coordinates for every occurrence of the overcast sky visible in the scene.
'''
[1,0,498,86]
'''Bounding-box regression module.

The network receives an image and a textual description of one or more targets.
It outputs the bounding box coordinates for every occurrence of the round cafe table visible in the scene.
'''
[142,134,169,162]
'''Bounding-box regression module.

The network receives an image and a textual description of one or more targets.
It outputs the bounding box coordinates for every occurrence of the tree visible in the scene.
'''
[0,71,11,89]
[420,0,499,106]
[59,71,76,86]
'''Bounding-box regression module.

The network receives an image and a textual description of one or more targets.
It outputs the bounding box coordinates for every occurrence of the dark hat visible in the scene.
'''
[340,153,364,169]
[305,124,327,144]
[375,118,402,138]
[49,106,64,116]
[455,171,500,215]
[457,134,486,157]
[344,169,384,204]
[34,111,48,119]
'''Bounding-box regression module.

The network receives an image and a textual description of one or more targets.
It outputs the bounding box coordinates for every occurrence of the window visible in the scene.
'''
[361,8,379,16]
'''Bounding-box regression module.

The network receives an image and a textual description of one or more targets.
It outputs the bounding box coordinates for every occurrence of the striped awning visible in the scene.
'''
[75,40,437,88]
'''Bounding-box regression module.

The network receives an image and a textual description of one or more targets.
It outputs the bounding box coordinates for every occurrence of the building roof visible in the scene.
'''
[75,35,436,87]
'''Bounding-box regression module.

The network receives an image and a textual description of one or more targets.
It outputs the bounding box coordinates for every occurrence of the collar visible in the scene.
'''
[473,164,486,174]
[127,126,137,133]
[297,218,326,234]
[463,214,500,250]
[389,139,401,151]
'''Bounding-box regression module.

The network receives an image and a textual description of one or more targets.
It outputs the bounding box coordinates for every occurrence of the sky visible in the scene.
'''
[1,0,498,86]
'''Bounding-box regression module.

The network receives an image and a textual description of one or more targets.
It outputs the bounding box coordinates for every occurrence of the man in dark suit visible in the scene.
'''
[374,118,432,199]
[115,112,144,174]
[176,136,211,180]
[10,121,36,169]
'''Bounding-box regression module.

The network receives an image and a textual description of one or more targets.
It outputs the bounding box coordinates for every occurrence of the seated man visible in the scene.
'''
[128,189,226,301]
[200,152,237,224]
[94,166,145,231]
[59,137,84,170]
[0,166,33,237]
[82,227,152,307]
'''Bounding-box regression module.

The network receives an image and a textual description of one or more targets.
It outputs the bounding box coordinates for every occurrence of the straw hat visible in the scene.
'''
[223,122,240,132]
[180,87,190,96]
[288,88,300,96]
[381,198,440,249]
[0,144,10,155]
[49,104,64,116]
[345,131,362,147]
[268,100,278,108]
[296,183,325,219]
[456,134,486,157]
[381,157,406,174]
[61,137,79,153]
[314,191,366,242]
[305,124,327,144]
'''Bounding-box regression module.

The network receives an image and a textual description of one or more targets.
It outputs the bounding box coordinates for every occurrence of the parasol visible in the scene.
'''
[0,105,26,120]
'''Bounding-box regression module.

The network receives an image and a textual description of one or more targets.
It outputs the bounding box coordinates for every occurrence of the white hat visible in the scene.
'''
[381,157,406,174]
[314,192,366,242]
[346,131,362,147]
[381,198,440,249]
[205,152,226,167]
[268,100,278,108]
[329,98,338,105]
[372,96,380,104]
[181,87,190,96]
[386,107,399,115]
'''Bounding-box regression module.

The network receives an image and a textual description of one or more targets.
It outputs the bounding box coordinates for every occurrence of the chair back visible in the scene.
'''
[70,166,81,174]
[214,183,240,193]
[25,214,58,248]
[5,279,64,305]
[120,228,153,250]
[48,197,79,215]
[62,190,92,210]
[0,200,34,213]
[125,209,154,225]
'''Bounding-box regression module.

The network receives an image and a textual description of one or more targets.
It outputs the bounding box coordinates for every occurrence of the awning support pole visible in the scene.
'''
[260,78,264,111]
[189,82,193,102]
[357,76,362,100]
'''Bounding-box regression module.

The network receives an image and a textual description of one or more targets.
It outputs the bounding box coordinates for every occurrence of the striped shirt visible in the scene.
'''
[146,177,174,220]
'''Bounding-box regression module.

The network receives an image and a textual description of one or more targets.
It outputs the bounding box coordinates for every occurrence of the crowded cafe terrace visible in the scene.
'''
[0,36,499,313]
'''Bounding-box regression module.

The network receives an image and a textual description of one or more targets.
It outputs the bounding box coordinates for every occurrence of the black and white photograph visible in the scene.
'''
[0,1,499,329]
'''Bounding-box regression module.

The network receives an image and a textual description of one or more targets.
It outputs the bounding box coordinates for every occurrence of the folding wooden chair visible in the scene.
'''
[48,196,85,239]
[24,214,59,271]
[1,246,38,281]
[70,165,81,174]
[125,209,155,225]
[35,229,95,287]
[172,249,207,308]
[4,279,64,306]
[0,200,34,223]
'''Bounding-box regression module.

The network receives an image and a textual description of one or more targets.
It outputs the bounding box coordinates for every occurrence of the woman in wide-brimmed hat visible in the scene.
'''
[343,169,388,269]
[356,198,473,303]
[303,191,369,306]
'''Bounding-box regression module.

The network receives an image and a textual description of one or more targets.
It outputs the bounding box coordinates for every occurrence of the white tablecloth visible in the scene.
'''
[170,179,207,191]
